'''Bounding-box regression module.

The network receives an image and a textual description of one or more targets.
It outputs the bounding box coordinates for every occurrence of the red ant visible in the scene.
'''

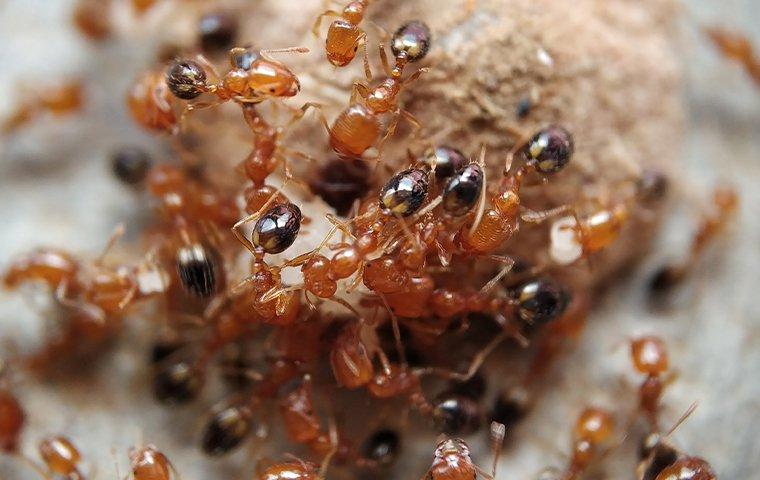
[538,407,615,480]
[301,21,432,159]
[1,80,84,136]
[1,227,156,371]
[424,422,506,480]
[649,186,738,296]
[313,1,373,78]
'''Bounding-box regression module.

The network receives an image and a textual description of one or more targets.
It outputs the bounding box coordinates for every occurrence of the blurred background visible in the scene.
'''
[0,0,757,478]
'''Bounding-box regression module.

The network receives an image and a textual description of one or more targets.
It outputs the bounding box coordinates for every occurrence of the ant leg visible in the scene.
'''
[414,331,509,382]
[350,81,370,103]
[290,102,331,136]
[259,47,310,62]
[359,34,372,82]
[520,204,574,224]
[94,223,126,265]
[312,10,342,37]
[400,109,423,138]
[378,293,407,366]
[468,146,489,237]
[489,422,506,479]
[481,256,516,294]
[401,67,430,87]
[379,42,393,77]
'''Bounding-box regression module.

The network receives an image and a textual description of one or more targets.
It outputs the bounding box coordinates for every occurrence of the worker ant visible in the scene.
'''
[1,80,84,136]
[538,407,615,480]
[313,1,373,78]
[301,20,432,160]
[423,422,506,480]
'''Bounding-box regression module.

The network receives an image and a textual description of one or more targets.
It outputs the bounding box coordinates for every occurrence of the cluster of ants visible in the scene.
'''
[1,1,744,479]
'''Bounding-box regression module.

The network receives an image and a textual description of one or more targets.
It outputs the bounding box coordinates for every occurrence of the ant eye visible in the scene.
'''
[252,203,302,254]
[379,168,429,217]
[165,59,207,100]
[269,87,276,93]
[525,125,574,174]
[442,163,484,216]
[391,20,432,62]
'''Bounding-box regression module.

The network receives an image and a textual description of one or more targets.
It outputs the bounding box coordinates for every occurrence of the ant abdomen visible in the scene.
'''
[379,168,429,217]
[443,163,484,216]
[329,104,381,157]
[391,21,432,63]
[175,243,223,299]
[201,405,253,456]
[252,204,302,254]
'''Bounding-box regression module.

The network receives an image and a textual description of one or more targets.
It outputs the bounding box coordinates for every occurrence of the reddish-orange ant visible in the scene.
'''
[313,1,373,78]
[1,80,84,136]
[424,422,505,480]
[302,21,431,159]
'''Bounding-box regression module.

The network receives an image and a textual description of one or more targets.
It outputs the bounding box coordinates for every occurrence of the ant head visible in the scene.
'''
[391,21,432,63]
[434,438,470,458]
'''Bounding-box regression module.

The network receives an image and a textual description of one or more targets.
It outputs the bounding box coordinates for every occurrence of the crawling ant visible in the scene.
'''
[705,26,760,86]
[1,229,156,371]
[424,422,506,480]
[303,21,431,159]
[649,186,738,297]
[539,407,615,480]
[313,1,373,77]
[1,80,84,136]
[629,336,670,431]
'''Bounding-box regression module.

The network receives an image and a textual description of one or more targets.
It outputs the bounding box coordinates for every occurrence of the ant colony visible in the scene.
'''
[2,0,745,479]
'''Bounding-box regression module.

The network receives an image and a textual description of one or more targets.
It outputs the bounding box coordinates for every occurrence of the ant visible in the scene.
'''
[705,27,760,86]
[1,228,156,371]
[424,422,506,480]
[302,21,432,159]
[540,407,615,480]
[1,80,84,136]
[313,1,373,78]
[629,336,670,431]
[649,185,738,296]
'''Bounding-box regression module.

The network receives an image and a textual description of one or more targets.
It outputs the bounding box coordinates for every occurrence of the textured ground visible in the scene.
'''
[0,0,758,479]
